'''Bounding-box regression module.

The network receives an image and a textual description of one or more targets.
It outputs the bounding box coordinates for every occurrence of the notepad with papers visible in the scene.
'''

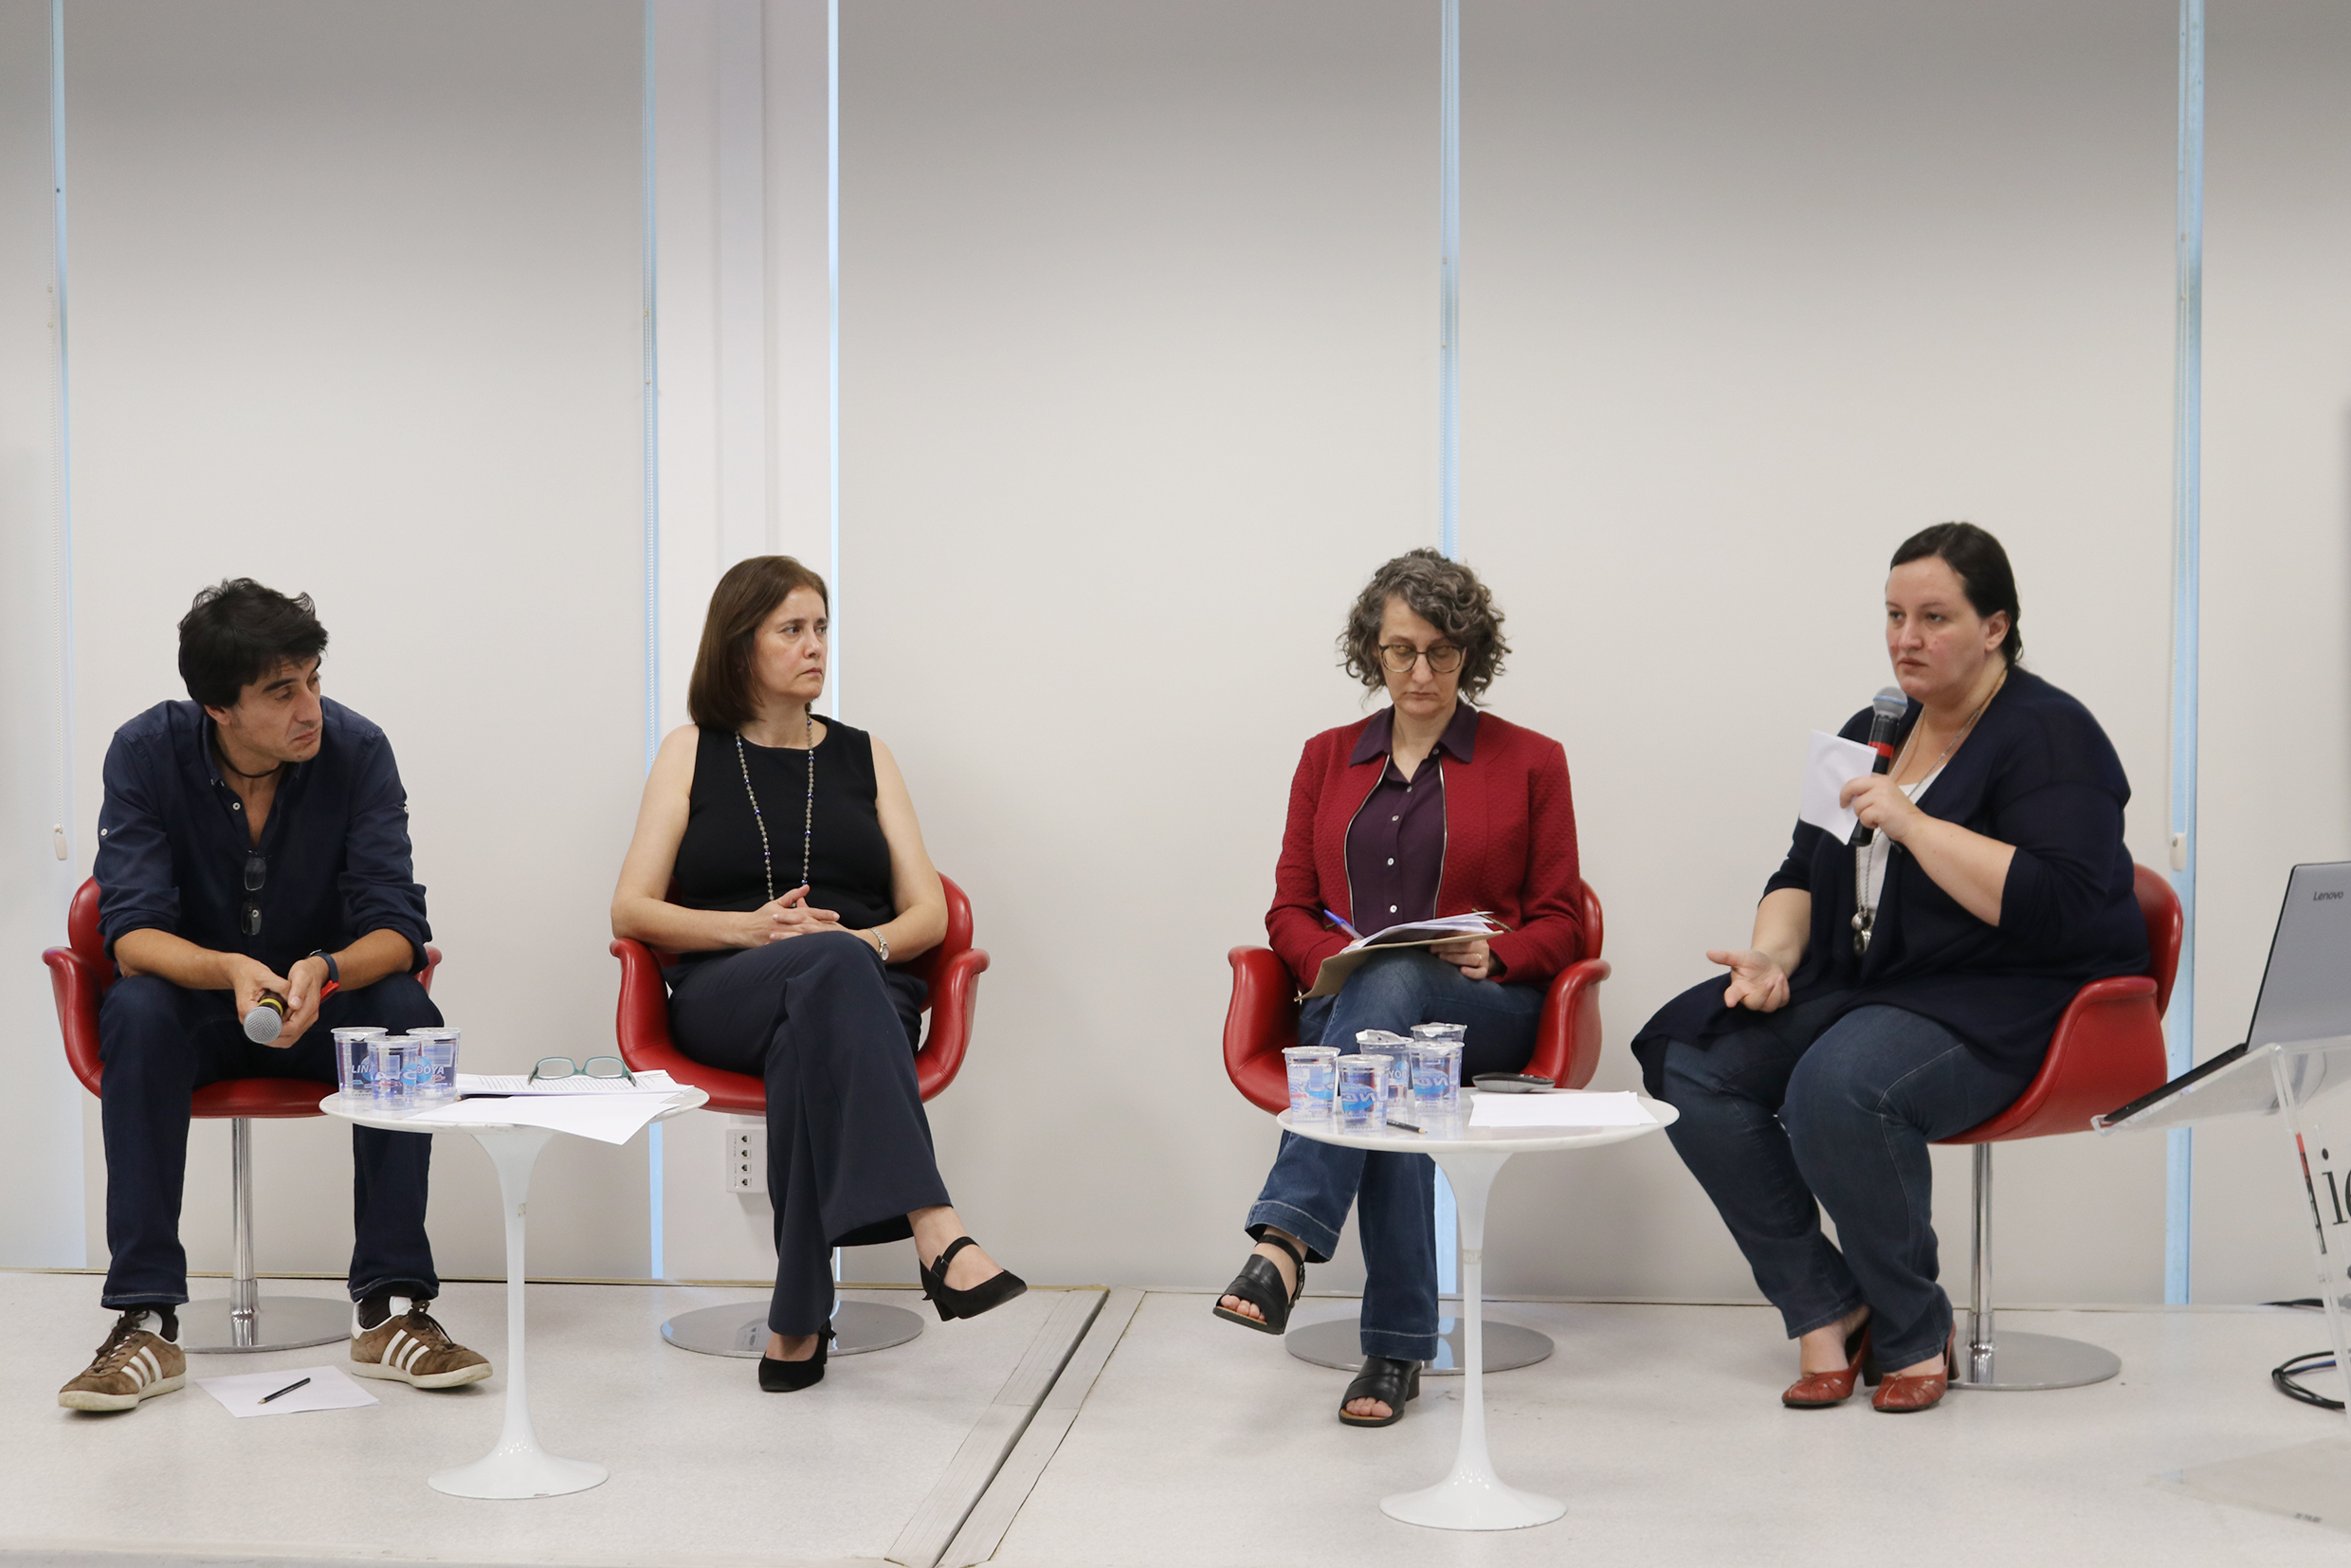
[1303,913,1511,999]
[1467,1090,1659,1130]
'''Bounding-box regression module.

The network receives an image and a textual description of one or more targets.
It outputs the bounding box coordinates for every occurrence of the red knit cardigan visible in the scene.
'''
[1267,708,1584,992]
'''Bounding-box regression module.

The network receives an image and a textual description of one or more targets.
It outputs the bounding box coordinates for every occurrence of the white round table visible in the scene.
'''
[320,1088,706,1500]
[1279,1091,1678,1532]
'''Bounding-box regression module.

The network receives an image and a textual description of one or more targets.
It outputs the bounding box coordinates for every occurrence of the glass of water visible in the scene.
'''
[1283,1046,1340,1121]
[1335,1054,1390,1131]
[1355,1030,1414,1121]
[332,1028,384,1100]
[1410,1041,1465,1118]
[410,1028,461,1103]
[368,1038,408,1104]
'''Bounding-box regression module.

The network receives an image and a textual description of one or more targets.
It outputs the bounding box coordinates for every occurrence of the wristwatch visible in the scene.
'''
[306,949,340,987]
[870,929,890,963]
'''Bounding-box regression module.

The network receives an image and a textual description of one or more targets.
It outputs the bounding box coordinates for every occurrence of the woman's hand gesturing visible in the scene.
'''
[734,885,843,947]
[1707,948,1793,1012]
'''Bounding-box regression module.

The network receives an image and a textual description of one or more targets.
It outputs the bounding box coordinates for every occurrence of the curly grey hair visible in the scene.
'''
[1339,548,1509,702]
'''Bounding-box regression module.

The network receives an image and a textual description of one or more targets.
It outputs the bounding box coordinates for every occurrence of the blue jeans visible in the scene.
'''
[97,974,444,1309]
[1246,949,1542,1361]
[1652,997,2028,1369]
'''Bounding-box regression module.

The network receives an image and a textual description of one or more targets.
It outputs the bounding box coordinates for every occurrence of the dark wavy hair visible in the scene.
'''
[1890,521,2023,665]
[177,579,328,709]
[1340,548,1509,702]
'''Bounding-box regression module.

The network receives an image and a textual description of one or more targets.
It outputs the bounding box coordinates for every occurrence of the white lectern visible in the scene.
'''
[2099,1032,2351,1525]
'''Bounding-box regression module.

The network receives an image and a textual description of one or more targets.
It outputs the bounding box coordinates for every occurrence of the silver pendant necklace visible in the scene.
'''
[1850,667,2006,957]
[735,709,816,903]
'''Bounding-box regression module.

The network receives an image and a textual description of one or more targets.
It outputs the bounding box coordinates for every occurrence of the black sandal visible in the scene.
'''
[920,1235,1028,1322]
[1212,1232,1306,1336]
[1339,1355,1421,1427]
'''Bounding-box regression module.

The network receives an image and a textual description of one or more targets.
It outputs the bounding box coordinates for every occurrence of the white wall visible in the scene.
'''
[57,0,649,1286]
[0,0,85,1269]
[12,0,2349,1314]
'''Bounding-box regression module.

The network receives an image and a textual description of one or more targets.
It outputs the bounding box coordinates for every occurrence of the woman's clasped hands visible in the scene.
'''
[734,884,841,947]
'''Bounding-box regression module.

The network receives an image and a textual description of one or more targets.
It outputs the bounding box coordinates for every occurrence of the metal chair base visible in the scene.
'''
[1285,1313,1553,1375]
[1955,1329,2121,1391]
[662,1299,925,1358]
[178,1294,352,1355]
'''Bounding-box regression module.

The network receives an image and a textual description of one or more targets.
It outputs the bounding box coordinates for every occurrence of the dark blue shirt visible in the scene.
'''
[94,699,431,975]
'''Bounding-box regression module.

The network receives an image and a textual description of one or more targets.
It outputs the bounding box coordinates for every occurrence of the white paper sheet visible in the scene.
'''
[197,1363,379,1418]
[456,1069,679,1096]
[1798,729,1879,846]
[405,1091,688,1145]
[1467,1090,1659,1129]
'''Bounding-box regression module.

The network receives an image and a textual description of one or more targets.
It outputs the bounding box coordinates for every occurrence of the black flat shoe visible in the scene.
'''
[757,1330,831,1392]
[1339,1356,1421,1428]
[920,1235,1028,1322]
[1212,1232,1306,1337]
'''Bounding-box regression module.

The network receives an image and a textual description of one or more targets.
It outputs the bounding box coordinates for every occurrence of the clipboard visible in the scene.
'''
[1301,913,1510,999]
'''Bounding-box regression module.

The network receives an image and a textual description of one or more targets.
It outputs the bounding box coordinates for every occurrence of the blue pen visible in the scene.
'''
[1322,909,1365,940]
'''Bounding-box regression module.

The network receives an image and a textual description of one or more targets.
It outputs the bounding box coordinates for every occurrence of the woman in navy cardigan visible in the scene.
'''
[1634,523,2145,1413]
[1213,550,1584,1428]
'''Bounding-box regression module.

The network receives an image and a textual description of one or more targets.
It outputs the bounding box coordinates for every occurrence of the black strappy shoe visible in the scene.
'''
[757,1329,832,1392]
[920,1235,1028,1322]
[1212,1232,1306,1336]
[1338,1355,1421,1427]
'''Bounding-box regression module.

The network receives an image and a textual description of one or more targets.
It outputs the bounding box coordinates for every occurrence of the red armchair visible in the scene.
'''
[610,872,990,1356]
[1224,880,1613,1112]
[1933,863,2181,1389]
[44,876,444,1354]
[1222,882,1612,1374]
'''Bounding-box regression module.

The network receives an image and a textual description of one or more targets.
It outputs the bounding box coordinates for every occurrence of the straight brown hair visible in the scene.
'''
[686,556,829,730]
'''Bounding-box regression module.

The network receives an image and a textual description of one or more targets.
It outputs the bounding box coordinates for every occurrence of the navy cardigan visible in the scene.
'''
[1633,668,2148,1085]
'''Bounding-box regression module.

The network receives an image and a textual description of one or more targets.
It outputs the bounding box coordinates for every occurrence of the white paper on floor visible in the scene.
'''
[1467,1090,1659,1129]
[197,1363,380,1418]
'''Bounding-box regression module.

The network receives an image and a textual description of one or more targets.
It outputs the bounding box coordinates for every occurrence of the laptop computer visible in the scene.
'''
[2098,861,2351,1127]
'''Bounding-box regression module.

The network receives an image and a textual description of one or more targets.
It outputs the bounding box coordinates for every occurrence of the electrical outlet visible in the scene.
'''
[726,1121,765,1194]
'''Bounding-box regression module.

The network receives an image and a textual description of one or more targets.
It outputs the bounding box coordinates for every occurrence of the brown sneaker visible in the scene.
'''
[350,1298,491,1390]
[59,1309,187,1413]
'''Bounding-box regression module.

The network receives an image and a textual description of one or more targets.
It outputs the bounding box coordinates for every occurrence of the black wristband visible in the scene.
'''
[306,949,340,987]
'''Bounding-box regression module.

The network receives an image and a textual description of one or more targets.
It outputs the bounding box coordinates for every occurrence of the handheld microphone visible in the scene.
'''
[244,993,288,1044]
[1850,686,1909,848]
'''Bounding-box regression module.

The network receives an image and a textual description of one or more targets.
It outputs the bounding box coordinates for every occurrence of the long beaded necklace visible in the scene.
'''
[735,708,816,903]
[1850,665,2006,957]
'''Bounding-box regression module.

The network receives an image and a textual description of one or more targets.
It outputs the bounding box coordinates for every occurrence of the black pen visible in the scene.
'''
[259,1377,310,1404]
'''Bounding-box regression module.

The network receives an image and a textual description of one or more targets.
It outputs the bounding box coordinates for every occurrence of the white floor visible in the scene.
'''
[3,1269,2342,1566]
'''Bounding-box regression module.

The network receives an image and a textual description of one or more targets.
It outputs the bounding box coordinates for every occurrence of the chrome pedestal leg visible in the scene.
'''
[1951,1143,2121,1391]
[661,1247,924,1358]
[178,1117,350,1356]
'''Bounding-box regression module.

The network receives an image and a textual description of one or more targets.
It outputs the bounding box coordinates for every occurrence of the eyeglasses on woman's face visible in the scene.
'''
[1377,643,1464,675]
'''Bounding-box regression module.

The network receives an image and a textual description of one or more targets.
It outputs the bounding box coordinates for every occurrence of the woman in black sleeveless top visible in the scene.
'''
[611,556,1024,1392]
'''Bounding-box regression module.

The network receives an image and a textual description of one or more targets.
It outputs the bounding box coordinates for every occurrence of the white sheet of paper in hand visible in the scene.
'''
[198,1362,379,1418]
[1467,1091,1659,1129]
[1799,729,1879,846]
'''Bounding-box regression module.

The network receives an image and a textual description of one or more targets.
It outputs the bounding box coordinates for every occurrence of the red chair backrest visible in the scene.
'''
[2136,862,2183,1018]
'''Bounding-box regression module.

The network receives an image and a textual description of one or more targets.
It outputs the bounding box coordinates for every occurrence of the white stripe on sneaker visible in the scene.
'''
[130,1347,155,1388]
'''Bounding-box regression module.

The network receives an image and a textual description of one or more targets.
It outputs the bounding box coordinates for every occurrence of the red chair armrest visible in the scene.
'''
[1225,946,1300,1115]
[916,946,989,1102]
[608,938,765,1116]
[1522,957,1612,1090]
[1940,975,2166,1144]
[45,946,108,1100]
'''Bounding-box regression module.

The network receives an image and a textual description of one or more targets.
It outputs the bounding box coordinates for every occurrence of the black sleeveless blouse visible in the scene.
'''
[671,721,898,955]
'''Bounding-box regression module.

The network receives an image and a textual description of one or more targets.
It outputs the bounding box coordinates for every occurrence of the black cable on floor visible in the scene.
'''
[2273,1350,2344,1411]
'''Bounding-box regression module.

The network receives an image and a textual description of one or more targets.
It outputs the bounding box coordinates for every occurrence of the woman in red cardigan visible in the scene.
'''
[1213,549,1584,1426]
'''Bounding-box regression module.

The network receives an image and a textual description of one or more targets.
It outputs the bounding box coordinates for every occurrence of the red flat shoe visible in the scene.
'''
[1871,1329,1957,1413]
[1782,1319,1871,1409]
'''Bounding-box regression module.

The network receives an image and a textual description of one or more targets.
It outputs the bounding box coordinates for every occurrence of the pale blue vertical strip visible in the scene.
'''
[49,0,76,887]
[642,0,666,1282]
[2163,0,2205,1307]
[1436,0,1460,562]
[1431,0,1464,1299]
[827,0,842,718]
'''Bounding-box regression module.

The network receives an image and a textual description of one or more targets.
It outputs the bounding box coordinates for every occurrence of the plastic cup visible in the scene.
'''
[332,1028,384,1100]
[369,1039,409,1103]
[1354,1030,1413,1121]
[411,1028,460,1103]
[1283,1046,1340,1121]
[1411,1041,1465,1117]
[1335,1054,1390,1131]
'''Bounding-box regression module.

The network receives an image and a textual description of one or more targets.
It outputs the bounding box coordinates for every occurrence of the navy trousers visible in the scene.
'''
[1246,949,1542,1362]
[97,973,443,1309]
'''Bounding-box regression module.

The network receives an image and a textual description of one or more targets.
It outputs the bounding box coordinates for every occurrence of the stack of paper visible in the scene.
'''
[455,1069,681,1096]
[410,1081,692,1144]
[1467,1091,1659,1130]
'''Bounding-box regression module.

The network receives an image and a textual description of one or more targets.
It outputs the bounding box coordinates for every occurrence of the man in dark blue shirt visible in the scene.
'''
[60,580,490,1413]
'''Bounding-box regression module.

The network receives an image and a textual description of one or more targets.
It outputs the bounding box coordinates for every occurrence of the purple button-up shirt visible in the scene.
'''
[1343,702,1481,934]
